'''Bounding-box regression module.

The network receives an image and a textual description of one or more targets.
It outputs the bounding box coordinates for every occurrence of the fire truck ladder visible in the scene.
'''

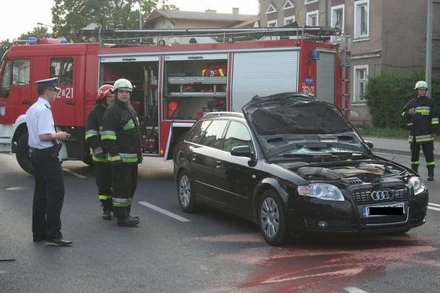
[80,26,341,44]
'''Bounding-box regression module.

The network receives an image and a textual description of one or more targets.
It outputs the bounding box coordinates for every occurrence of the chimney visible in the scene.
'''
[232,7,239,14]
[205,9,217,13]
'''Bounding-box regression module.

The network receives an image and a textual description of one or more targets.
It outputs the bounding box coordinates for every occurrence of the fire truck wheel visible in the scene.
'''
[177,170,198,213]
[16,133,35,175]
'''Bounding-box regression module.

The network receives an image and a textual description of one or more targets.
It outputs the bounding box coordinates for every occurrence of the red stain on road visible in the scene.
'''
[195,233,436,293]
[239,235,436,292]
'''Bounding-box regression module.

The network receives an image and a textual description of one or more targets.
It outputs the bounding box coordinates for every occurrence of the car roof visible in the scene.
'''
[202,111,244,120]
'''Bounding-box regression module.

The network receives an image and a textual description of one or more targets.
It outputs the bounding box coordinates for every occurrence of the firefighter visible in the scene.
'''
[101,78,143,227]
[402,80,439,181]
[85,84,115,220]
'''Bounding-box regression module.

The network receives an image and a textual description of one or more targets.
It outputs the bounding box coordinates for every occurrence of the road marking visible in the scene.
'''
[428,205,440,212]
[62,168,86,179]
[138,201,190,223]
[345,287,369,293]
[429,202,440,208]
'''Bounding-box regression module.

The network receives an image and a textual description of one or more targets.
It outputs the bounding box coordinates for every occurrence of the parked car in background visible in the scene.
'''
[173,93,429,245]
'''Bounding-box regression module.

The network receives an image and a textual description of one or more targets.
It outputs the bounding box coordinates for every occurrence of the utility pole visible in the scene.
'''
[426,0,433,91]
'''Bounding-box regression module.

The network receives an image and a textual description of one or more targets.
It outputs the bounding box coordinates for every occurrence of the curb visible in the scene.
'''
[372,148,440,160]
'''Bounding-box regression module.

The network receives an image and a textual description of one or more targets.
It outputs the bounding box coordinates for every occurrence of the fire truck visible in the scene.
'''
[0,26,350,174]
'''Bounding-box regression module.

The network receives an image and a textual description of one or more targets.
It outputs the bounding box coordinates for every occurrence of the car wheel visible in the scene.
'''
[258,190,287,246]
[16,133,35,175]
[177,170,197,212]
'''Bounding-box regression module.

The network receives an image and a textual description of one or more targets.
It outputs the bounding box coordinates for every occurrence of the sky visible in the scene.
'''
[0,0,259,41]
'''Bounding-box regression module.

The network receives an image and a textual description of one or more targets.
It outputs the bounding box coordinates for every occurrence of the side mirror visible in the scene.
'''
[365,141,374,149]
[231,145,255,159]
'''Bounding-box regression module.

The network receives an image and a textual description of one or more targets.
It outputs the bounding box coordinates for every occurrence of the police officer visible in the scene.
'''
[85,84,115,220]
[402,80,439,181]
[101,78,142,227]
[26,77,72,246]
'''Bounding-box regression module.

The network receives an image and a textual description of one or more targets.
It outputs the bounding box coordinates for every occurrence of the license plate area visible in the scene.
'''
[362,203,405,218]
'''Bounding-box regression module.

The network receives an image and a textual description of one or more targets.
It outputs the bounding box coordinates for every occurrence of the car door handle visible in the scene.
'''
[22,100,31,105]
[65,100,75,105]
[216,161,222,168]
[192,155,197,161]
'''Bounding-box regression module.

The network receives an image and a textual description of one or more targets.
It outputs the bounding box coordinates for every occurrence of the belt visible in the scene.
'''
[29,146,54,151]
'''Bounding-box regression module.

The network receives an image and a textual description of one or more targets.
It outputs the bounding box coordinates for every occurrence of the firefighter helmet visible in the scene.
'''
[112,78,133,92]
[414,80,428,90]
[97,84,113,102]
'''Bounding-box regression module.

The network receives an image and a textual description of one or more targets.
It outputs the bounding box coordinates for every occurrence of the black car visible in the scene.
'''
[173,93,428,245]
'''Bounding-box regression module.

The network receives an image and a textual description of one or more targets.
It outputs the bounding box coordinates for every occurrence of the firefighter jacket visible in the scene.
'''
[402,95,439,143]
[101,99,143,164]
[85,104,108,163]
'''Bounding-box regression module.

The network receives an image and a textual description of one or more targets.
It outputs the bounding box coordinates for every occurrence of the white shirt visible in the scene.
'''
[25,98,55,149]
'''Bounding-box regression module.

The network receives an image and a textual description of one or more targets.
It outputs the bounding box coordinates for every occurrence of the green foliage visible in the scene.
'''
[51,0,159,42]
[19,27,52,40]
[365,70,440,128]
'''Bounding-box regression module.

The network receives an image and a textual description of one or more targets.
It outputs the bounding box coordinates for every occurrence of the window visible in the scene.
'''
[331,4,344,31]
[267,19,278,27]
[353,65,368,102]
[283,0,294,9]
[12,59,30,86]
[50,58,74,85]
[306,10,319,26]
[284,16,296,25]
[265,3,277,14]
[186,120,212,144]
[199,119,228,149]
[222,121,252,152]
[1,61,12,90]
[305,0,319,4]
[354,0,369,38]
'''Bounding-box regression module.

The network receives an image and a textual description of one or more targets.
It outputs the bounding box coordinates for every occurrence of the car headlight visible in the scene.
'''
[297,183,345,201]
[408,176,426,195]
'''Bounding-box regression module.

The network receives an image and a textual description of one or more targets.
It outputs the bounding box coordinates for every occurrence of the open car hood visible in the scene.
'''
[242,92,372,159]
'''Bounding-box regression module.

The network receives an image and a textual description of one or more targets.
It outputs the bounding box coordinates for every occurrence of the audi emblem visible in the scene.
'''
[371,190,393,201]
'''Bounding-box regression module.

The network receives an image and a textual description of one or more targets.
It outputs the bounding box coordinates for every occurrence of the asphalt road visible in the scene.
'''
[0,151,440,293]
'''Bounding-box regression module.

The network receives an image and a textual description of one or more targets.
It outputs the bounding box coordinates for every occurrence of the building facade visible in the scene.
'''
[258,0,440,126]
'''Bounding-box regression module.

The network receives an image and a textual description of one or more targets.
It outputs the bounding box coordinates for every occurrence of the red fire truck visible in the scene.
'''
[0,27,349,174]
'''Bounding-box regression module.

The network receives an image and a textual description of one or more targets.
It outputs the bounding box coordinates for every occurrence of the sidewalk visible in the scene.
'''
[362,136,440,159]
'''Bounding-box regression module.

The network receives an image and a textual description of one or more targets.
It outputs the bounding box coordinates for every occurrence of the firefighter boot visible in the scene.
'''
[411,164,419,173]
[428,167,434,181]
[117,215,140,227]
[102,201,113,220]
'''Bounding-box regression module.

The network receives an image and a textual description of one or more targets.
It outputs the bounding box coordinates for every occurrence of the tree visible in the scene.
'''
[0,40,12,59]
[51,0,159,42]
[19,27,52,40]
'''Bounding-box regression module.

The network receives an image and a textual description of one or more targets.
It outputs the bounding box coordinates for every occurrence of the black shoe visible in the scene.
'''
[33,235,46,243]
[428,176,434,181]
[103,210,112,220]
[45,237,73,246]
[117,215,140,227]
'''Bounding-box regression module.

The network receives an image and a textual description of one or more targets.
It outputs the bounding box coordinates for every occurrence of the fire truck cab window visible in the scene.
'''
[50,58,73,85]
[1,61,12,91]
[12,59,30,86]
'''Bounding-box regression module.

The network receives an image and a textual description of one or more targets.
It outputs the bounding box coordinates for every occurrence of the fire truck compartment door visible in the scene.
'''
[99,56,160,63]
[231,50,299,112]
[316,51,336,104]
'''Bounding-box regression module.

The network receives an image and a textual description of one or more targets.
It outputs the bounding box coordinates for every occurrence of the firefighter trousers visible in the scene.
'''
[410,141,435,172]
[111,162,138,218]
[94,161,112,212]
[30,149,65,239]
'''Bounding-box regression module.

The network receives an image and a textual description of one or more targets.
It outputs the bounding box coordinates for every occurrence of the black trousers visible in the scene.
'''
[411,141,435,168]
[30,149,65,239]
[94,161,112,211]
[111,163,138,218]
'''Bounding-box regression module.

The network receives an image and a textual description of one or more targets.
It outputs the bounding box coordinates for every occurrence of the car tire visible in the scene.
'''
[16,133,35,175]
[177,170,197,213]
[258,190,287,246]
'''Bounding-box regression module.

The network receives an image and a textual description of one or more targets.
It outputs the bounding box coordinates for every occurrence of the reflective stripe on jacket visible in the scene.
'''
[85,104,109,162]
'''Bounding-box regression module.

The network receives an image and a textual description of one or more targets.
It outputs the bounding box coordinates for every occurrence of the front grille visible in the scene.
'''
[341,177,363,185]
[351,184,410,205]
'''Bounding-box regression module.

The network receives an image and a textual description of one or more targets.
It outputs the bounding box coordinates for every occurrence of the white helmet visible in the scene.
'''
[112,78,133,92]
[414,80,428,90]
